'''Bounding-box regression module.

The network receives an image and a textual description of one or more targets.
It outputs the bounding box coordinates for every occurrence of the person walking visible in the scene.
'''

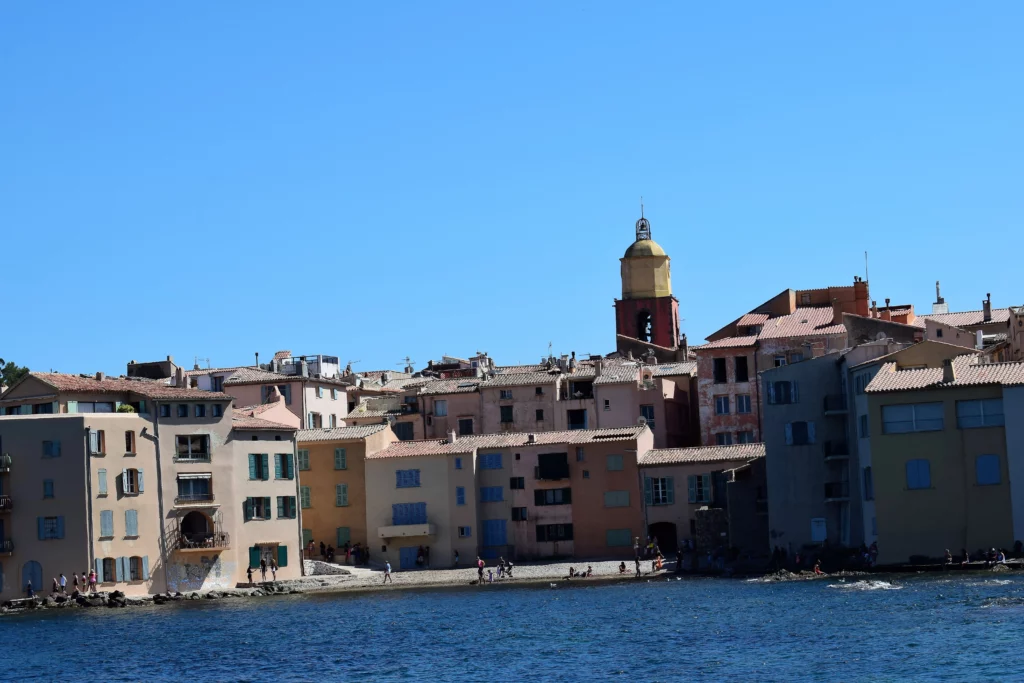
[260,557,267,582]
[52,577,59,595]
[73,572,80,594]
[383,560,393,585]
[270,557,278,581]
[424,546,430,568]
[477,556,485,583]
[634,557,641,578]
[26,579,34,598]
[320,541,327,560]
[453,549,460,568]
[59,573,67,594]
[88,569,98,593]
[247,565,254,587]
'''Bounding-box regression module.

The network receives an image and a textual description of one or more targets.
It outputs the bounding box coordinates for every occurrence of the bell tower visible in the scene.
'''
[614,212,681,354]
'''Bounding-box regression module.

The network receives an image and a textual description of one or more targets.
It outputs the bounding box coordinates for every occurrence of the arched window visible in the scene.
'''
[637,310,653,343]
[21,560,41,595]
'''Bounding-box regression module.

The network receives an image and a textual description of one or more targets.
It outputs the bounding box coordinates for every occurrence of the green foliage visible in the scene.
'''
[0,359,30,389]
[116,404,136,413]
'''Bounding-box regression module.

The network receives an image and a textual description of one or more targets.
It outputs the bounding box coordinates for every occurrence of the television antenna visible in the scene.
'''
[194,356,211,369]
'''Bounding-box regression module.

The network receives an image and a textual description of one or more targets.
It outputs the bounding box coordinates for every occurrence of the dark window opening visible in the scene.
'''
[713,358,727,383]
[637,310,653,343]
[735,356,749,383]
[500,406,514,423]
[536,523,574,542]
[534,487,572,505]
[567,409,588,430]
[536,453,570,480]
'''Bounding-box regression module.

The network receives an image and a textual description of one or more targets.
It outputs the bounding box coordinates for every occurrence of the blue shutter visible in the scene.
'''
[98,469,107,495]
[785,423,794,445]
[644,477,653,505]
[56,516,65,539]
[137,469,144,493]
[807,422,816,444]
[456,486,465,505]
[275,454,283,479]
[687,476,696,503]
[37,517,44,540]
[249,454,257,480]
[126,510,138,537]
[667,477,675,504]
[95,558,104,583]
[793,381,800,403]
[392,503,401,525]
[414,470,420,487]
[115,556,124,582]
[142,556,150,580]
[261,454,269,481]
[100,510,113,537]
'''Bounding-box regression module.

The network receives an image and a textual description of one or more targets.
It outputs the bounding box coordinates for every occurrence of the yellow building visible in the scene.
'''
[866,350,1024,564]
[296,424,396,555]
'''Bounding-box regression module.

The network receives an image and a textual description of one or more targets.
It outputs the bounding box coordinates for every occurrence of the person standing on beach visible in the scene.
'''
[477,556,485,583]
[26,580,34,598]
[634,557,641,578]
[260,557,267,582]
[270,557,278,581]
[59,573,67,594]
[73,572,80,594]
[453,549,459,568]
[383,560,393,585]
[247,565,254,587]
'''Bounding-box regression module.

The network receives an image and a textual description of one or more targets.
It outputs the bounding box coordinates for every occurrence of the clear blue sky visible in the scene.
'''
[2,3,1020,375]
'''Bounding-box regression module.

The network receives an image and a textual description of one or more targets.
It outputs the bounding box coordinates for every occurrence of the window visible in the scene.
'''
[454,457,462,470]
[536,523,574,542]
[297,449,310,471]
[122,468,143,495]
[534,488,571,505]
[606,454,623,471]
[43,440,62,458]
[89,430,106,455]
[882,403,944,434]
[334,448,348,470]
[335,484,349,507]
[275,453,294,480]
[536,453,569,480]
[512,507,528,521]
[300,486,311,509]
[602,399,611,412]
[713,358,727,383]
[906,459,931,489]
[789,352,804,364]
[567,409,588,430]
[102,558,115,582]
[456,486,466,505]
[392,502,427,525]
[307,412,322,429]
[393,422,415,441]
[212,375,224,392]
[124,431,136,454]
[535,387,544,396]
[176,475,211,502]
[176,435,210,461]
[646,476,674,506]
[736,395,751,414]
[536,409,544,421]
[39,515,64,540]
[43,479,54,498]
[435,400,448,417]
[329,414,337,428]
[715,433,733,446]
[767,381,797,404]
[785,421,815,446]
[735,356,749,383]
[714,396,730,415]
[500,389,513,400]
[687,474,712,503]
[335,527,350,547]
[317,386,324,399]
[129,556,143,581]
[957,399,1005,429]
[248,454,270,480]
[479,453,503,470]
[159,404,171,418]
[976,454,1001,485]
[576,447,584,462]
[510,477,525,490]
[194,404,207,418]
[245,497,273,520]
[480,486,504,502]
[458,418,473,435]
[606,529,632,547]
[500,406,514,423]
[100,510,114,537]
[125,509,139,537]
[177,404,188,418]
[863,467,874,500]
[736,431,755,444]
[640,404,656,428]
[583,470,590,479]
[75,401,114,413]
[774,356,787,367]
[604,490,630,507]
[396,469,421,488]
[458,526,472,538]
[98,469,108,495]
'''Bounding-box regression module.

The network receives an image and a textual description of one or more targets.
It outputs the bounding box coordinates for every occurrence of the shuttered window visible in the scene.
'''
[336,527,351,547]
[479,453,503,470]
[456,486,465,506]
[975,454,1001,486]
[98,469,108,495]
[248,454,270,480]
[644,477,674,506]
[100,510,114,537]
[480,486,504,503]
[391,502,427,525]
[883,403,944,434]
[606,454,624,471]
[335,484,349,507]
[125,510,139,537]
[603,490,630,507]
[334,448,348,470]
[687,474,712,503]
[276,496,297,518]
[905,459,931,489]
[297,449,310,471]
[396,469,421,488]
[300,486,311,509]
[275,453,294,480]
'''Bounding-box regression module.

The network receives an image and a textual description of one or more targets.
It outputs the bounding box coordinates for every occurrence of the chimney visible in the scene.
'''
[174,366,184,388]
[95,371,105,382]
[255,352,260,368]
[871,300,878,319]
[880,298,892,321]
[595,359,603,377]
[976,330,984,350]
[942,358,956,383]
[381,371,391,385]
[831,296,843,324]
[166,355,173,363]
[527,433,536,444]
[983,294,992,322]
[300,360,309,378]
[448,429,457,444]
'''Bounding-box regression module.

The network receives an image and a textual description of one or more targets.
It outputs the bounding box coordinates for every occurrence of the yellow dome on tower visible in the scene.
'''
[620,216,672,299]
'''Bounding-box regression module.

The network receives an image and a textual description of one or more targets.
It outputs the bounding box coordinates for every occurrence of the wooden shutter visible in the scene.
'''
[121,468,128,494]
[36,516,45,540]
[785,423,793,445]
[277,497,285,519]
[98,469,107,495]
[243,498,253,522]
[100,510,113,537]
[55,516,65,539]
[286,454,294,479]
[341,484,348,507]
[263,497,271,518]
[277,545,288,568]
[95,558,104,583]
[687,476,696,503]
[644,477,653,505]
[137,469,144,493]
[89,431,100,454]
[275,454,283,479]
[249,454,257,480]
[702,474,712,503]
[126,510,138,537]
[142,556,150,580]
[336,527,351,547]
[807,421,816,444]
[115,557,124,582]
[249,546,260,568]
[261,454,269,481]
[793,381,800,403]
[298,450,309,470]
[666,477,675,504]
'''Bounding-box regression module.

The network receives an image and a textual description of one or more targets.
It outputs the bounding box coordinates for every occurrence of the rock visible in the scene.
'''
[153,595,167,605]
[992,563,1011,572]
[54,595,67,604]
[188,593,200,600]
[41,598,51,606]
[110,590,125,599]
[205,592,220,600]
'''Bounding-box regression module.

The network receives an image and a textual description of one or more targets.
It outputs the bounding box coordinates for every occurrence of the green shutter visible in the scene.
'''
[286,454,294,479]
[301,486,311,509]
[243,498,253,522]
[261,454,270,481]
[248,454,257,480]
[303,529,313,546]
[702,474,712,504]
[298,450,309,471]
[263,497,271,518]
[277,496,284,519]
[277,545,288,568]
[336,527,351,547]
[274,454,283,479]
[644,477,653,505]
[67,400,78,414]
[666,477,675,504]
[249,546,260,568]
[688,475,697,503]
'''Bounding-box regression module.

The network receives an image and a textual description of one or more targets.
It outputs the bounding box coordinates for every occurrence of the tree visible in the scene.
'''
[0,358,30,390]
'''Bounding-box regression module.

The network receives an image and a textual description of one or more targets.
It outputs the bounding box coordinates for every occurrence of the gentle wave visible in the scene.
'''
[827,580,902,591]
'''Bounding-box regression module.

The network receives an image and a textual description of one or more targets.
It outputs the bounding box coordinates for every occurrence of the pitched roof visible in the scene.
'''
[231,411,297,432]
[223,367,354,389]
[297,424,391,442]
[695,335,759,350]
[737,313,770,327]
[417,378,482,396]
[493,364,549,375]
[697,307,845,352]
[344,408,401,420]
[921,308,1011,328]
[593,364,640,385]
[24,372,233,402]
[481,372,560,389]
[651,361,698,377]
[368,426,648,460]
[639,443,766,466]
[865,356,1024,393]
[183,366,244,378]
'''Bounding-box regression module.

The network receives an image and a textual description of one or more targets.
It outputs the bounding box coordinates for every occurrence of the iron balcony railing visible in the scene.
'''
[560,390,594,400]
[0,539,13,554]
[174,453,211,463]
[0,495,12,511]
[174,492,215,506]
[824,482,850,499]
[824,441,850,459]
[824,395,848,412]
[171,531,230,551]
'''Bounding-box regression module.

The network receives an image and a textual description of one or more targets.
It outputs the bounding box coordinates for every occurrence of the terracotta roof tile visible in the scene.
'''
[694,335,760,350]
[28,372,233,402]
[368,426,648,460]
[865,356,1024,393]
[698,307,845,351]
[417,378,482,396]
[921,308,1010,328]
[493,365,550,375]
[481,372,560,389]
[737,313,770,327]
[344,408,400,419]
[231,411,297,431]
[651,362,697,377]
[639,443,765,466]
[297,424,391,442]
[593,364,640,385]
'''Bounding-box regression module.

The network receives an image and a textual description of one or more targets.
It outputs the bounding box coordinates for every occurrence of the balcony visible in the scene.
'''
[560,389,594,401]
[173,493,216,508]
[824,395,848,414]
[824,482,850,502]
[400,403,419,415]
[172,530,231,552]
[824,441,850,461]
[0,539,12,555]
[173,453,211,464]
[377,523,435,539]
[0,495,12,512]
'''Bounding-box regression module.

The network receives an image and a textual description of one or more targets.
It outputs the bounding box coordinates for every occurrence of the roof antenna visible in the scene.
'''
[640,196,644,218]
[864,251,869,284]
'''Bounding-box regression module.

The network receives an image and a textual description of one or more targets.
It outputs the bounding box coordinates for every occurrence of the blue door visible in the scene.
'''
[22,561,42,595]
[482,519,507,558]
[399,547,419,570]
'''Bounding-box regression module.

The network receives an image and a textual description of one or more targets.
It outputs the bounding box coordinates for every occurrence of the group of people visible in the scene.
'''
[245,556,279,586]
[477,556,515,583]
[566,565,593,579]
[947,547,1010,566]
[307,540,370,566]
[26,570,98,599]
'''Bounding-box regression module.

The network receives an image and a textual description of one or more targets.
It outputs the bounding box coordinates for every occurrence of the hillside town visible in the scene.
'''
[1,213,1022,598]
